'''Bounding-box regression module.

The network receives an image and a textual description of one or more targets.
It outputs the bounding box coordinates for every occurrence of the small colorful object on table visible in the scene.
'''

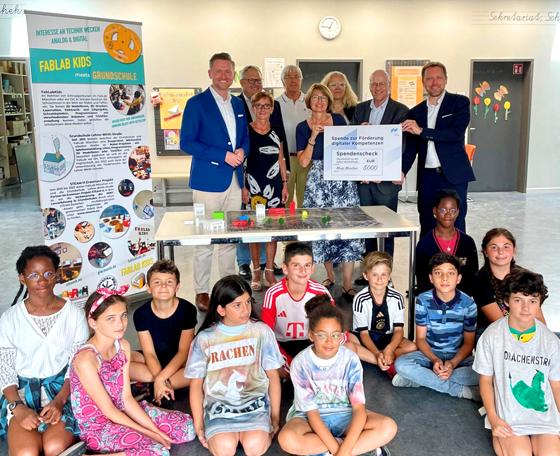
[212,211,225,220]
[268,207,286,216]
[278,217,285,225]
[289,201,296,215]
[301,210,309,220]
[321,215,331,224]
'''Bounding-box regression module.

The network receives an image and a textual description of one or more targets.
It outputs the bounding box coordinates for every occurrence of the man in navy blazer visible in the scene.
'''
[352,69,409,259]
[180,52,249,311]
[402,62,475,237]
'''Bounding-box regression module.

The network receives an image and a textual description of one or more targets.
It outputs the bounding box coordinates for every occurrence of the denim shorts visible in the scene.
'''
[291,409,353,438]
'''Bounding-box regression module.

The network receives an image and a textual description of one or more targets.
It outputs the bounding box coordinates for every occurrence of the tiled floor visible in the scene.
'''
[0,182,558,455]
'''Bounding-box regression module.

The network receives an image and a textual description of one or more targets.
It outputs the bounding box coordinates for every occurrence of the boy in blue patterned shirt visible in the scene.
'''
[393,252,480,400]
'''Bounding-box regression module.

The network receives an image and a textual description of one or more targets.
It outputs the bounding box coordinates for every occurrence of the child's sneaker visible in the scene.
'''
[378,446,391,456]
[57,441,86,456]
[131,381,152,401]
[459,385,482,402]
[391,373,420,388]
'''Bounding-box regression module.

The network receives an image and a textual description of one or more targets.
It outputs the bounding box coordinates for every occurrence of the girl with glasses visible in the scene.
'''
[278,297,395,456]
[243,92,289,291]
[0,246,89,456]
[185,276,283,456]
[415,189,478,295]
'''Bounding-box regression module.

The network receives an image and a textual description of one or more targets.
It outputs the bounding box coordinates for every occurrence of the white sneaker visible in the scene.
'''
[58,441,86,456]
[459,385,482,402]
[391,373,420,388]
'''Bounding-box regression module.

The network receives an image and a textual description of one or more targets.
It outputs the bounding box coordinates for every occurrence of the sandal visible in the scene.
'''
[251,268,262,292]
[342,287,357,299]
[264,268,277,287]
[321,278,336,290]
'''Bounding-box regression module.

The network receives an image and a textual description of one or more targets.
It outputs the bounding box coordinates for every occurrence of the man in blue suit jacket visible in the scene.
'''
[180,52,249,311]
[352,69,409,258]
[402,62,475,237]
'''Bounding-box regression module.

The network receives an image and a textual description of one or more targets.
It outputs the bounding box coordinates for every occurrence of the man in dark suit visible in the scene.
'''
[352,69,409,259]
[402,61,474,237]
[180,52,249,311]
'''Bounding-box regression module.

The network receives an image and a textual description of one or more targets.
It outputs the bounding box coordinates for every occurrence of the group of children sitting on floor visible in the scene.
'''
[1,231,558,456]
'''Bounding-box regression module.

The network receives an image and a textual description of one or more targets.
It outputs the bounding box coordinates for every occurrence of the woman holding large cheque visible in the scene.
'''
[296,83,364,299]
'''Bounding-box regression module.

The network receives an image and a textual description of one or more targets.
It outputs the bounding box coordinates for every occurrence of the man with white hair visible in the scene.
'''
[276,64,310,207]
[352,69,409,274]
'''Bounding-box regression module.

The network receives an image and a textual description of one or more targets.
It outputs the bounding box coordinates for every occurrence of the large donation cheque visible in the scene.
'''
[323,125,402,181]
[26,11,156,305]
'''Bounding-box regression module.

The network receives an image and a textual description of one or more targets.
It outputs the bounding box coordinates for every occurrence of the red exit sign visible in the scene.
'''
[513,63,524,75]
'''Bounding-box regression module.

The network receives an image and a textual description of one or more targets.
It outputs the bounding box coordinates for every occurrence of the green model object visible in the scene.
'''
[509,371,548,412]
[212,211,225,220]
[278,217,285,225]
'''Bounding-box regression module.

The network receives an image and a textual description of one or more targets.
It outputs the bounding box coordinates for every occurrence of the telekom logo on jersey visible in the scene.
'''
[286,322,305,339]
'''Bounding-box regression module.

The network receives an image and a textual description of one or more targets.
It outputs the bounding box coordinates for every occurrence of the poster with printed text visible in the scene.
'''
[26,11,156,305]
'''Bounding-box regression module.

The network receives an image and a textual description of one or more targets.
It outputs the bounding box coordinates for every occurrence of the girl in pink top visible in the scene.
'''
[69,287,194,455]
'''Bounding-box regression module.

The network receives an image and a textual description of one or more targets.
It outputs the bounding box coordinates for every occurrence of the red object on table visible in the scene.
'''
[289,201,296,215]
[232,219,249,228]
[268,207,286,216]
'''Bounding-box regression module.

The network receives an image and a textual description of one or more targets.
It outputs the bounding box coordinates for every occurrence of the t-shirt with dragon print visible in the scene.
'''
[185,320,283,430]
[474,317,560,435]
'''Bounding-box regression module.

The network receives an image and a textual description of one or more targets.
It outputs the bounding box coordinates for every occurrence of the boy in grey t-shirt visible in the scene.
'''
[473,269,560,456]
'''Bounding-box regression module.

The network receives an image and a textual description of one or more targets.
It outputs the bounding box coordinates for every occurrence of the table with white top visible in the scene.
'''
[155,205,419,338]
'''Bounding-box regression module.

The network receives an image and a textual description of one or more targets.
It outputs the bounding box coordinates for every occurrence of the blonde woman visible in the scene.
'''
[320,71,358,122]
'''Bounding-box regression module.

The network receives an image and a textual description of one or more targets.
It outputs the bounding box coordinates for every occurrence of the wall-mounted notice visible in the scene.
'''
[26,10,156,305]
[264,57,285,88]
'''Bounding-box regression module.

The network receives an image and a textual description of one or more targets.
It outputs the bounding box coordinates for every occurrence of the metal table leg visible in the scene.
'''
[408,230,417,340]
[157,240,165,260]
[378,237,385,252]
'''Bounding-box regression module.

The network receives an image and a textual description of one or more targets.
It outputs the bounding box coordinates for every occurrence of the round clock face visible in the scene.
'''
[319,16,341,40]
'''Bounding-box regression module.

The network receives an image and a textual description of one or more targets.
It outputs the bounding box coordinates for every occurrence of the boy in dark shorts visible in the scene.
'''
[130,260,197,404]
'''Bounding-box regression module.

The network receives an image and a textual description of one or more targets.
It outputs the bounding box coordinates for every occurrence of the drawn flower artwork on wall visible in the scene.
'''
[483,97,491,119]
[473,96,481,116]
[504,101,511,121]
[493,103,500,123]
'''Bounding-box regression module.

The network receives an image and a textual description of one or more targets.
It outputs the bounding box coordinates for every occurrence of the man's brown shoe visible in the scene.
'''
[195,293,210,312]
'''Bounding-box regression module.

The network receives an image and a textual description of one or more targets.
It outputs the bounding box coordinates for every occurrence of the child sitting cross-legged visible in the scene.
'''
[353,251,416,377]
[130,260,197,405]
[473,269,560,456]
[278,298,396,456]
[393,252,480,400]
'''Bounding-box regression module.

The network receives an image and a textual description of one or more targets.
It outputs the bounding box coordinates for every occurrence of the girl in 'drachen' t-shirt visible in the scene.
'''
[185,276,283,456]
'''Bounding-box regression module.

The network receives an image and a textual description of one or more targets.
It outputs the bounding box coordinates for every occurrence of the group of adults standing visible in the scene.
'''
[180,52,475,311]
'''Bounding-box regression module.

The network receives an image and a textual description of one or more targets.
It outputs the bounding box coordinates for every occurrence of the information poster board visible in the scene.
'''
[26,11,156,304]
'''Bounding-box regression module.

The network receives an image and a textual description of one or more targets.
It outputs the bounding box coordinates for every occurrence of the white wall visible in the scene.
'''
[3,0,560,189]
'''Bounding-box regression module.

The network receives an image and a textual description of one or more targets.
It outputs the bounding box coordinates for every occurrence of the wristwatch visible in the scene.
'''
[8,400,24,412]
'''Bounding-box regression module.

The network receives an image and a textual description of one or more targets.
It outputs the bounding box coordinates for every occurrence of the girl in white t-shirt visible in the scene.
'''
[0,245,89,456]
[278,298,397,456]
[185,275,283,456]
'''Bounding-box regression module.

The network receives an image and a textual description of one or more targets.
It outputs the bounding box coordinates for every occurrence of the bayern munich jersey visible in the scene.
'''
[261,277,333,342]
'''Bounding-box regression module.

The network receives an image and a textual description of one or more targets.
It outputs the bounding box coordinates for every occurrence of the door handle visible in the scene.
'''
[469,127,476,130]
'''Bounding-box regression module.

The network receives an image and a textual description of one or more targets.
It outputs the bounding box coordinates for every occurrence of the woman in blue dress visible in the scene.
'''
[296,83,364,299]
